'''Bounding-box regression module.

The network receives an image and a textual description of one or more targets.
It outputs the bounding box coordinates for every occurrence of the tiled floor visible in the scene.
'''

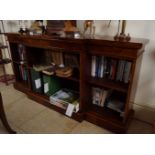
[0,82,153,134]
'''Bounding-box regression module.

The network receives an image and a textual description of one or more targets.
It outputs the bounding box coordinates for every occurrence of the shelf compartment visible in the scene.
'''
[56,75,79,82]
[14,82,83,122]
[28,65,80,83]
[87,77,128,93]
[27,92,83,122]
[89,104,123,122]
[85,104,134,133]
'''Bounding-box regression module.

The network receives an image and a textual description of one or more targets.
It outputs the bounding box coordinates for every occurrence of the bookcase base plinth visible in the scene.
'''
[85,109,134,133]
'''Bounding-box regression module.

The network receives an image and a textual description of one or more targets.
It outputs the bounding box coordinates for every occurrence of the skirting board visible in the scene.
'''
[133,103,155,124]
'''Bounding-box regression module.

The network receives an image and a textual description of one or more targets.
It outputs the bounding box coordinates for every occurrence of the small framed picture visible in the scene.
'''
[46,20,76,36]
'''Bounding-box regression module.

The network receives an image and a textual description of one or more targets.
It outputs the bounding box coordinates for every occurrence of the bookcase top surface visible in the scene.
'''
[5,33,149,49]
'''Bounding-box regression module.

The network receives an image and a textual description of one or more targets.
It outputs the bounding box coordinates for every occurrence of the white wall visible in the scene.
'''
[1,20,155,120]
[77,20,155,111]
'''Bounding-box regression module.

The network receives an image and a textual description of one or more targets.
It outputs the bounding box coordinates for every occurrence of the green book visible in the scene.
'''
[43,75,61,96]
[30,69,43,93]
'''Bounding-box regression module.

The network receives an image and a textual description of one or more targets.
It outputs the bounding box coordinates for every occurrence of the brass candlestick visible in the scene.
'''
[114,20,131,41]
[120,20,126,35]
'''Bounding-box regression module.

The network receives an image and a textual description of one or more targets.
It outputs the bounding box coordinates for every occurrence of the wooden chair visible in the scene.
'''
[0,92,16,133]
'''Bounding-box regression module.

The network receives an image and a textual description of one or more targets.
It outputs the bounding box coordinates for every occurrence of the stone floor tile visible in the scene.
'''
[20,108,79,134]
[5,97,46,127]
[71,121,112,134]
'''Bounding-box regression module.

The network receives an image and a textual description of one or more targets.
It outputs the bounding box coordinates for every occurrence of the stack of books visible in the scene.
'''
[92,86,125,116]
[92,87,111,107]
[49,88,79,112]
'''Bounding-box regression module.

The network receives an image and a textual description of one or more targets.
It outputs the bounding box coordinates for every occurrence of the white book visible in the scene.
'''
[100,90,108,107]
[91,56,96,77]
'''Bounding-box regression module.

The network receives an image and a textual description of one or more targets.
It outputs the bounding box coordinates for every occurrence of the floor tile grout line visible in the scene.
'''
[18,108,49,128]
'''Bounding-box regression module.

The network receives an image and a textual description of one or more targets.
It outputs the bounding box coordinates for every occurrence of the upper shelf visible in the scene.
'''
[5,33,149,48]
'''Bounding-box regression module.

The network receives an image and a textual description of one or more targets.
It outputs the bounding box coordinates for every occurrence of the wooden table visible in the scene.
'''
[0,92,16,133]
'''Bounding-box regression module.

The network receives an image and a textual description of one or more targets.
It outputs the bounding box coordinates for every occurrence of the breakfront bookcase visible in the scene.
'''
[6,33,148,133]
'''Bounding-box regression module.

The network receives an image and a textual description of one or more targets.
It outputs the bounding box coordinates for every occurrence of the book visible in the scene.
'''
[100,90,109,107]
[51,51,64,66]
[30,69,43,93]
[123,61,132,83]
[43,75,61,96]
[64,53,79,68]
[92,87,101,106]
[33,64,53,72]
[100,56,105,78]
[91,56,96,77]
[109,59,117,80]
[55,67,73,77]
[18,44,26,61]
[42,65,58,75]
[106,99,124,114]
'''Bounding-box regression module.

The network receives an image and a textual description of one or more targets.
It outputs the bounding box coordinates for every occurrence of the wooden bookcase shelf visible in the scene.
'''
[6,33,149,133]
[87,76,128,93]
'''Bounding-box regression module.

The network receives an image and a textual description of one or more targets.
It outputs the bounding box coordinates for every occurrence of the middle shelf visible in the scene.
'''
[87,76,129,93]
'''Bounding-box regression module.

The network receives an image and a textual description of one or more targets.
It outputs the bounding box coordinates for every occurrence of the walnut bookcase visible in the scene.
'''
[6,33,148,133]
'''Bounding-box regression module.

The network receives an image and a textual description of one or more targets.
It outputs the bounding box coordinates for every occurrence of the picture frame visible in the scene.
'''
[46,20,76,36]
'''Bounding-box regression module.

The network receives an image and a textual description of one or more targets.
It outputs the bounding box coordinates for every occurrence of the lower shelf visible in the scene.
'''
[14,82,83,122]
[85,105,134,133]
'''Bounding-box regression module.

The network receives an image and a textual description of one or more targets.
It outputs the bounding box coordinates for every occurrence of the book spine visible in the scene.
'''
[123,61,132,83]
[91,56,96,77]
[100,56,104,78]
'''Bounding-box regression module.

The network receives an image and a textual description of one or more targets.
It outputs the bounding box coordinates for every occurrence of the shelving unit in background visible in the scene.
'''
[0,21,14,85]
[0,44,14,85]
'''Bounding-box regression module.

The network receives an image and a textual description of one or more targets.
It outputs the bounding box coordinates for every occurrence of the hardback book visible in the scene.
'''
[55,67,73,77]
[51,51,64,66]
[92,87,101,106]
[100,56,105,78]
[100,90,109,107]
[42,65,58,75]
[33,64,53,72]
[123,61,132,83]
[43,75,61,96]
[30,69,43,93]
[64,53,79,69]
[18,44,26,61]
[91,56,96,77]
[109,59,117,80]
